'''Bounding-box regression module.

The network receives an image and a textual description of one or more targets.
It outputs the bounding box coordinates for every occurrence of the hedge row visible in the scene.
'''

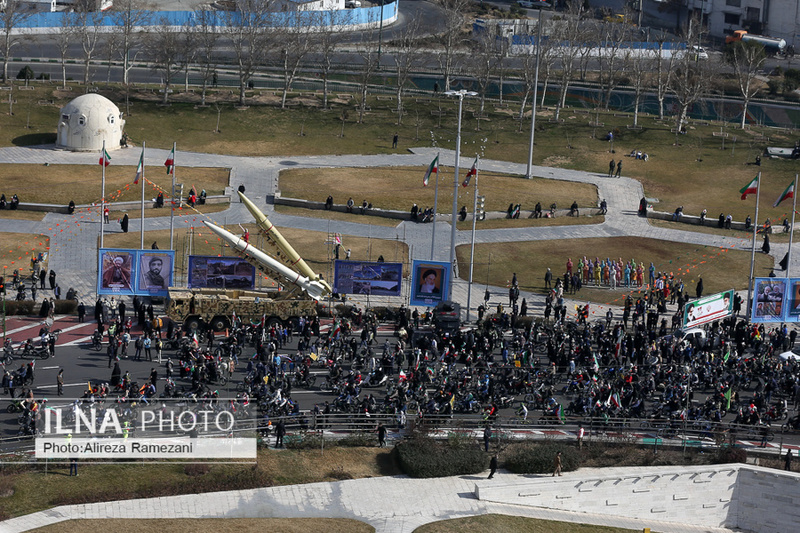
[503,441,579,474]
[395,435,487,478]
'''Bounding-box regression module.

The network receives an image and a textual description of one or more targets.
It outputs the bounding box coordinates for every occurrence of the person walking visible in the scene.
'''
[377,422,387,447]
[48,270,56,290]
[275,420,286,448]
[57,369,63,396]
[392,133,398,149]
[785,449,793,471]
[488,454,498,479]
[69,458,78,476]
[553,451,563,476]
[483,425,492,452]
[608,159,615,177]
[615,160,622,177]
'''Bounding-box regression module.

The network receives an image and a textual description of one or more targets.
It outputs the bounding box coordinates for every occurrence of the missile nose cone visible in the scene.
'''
[238,192,267,222]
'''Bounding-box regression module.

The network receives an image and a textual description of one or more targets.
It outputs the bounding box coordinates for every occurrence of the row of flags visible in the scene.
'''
[740,174,795,207]
[422,155,478,188]
[99,145,177,184]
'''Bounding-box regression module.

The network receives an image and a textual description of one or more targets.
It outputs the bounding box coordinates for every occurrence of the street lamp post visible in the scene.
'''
[443,89,476,300]
[525,8,543,179]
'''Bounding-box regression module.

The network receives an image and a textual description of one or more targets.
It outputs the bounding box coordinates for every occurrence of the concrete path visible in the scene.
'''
[0,468,737,533]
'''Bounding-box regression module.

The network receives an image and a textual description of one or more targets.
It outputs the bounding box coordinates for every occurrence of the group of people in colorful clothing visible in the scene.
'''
[562,257,685,292]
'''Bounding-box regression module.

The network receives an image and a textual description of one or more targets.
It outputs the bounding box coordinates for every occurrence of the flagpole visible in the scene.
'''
[140,141,146,250]
[431,151,440,260]
[466,154,479,322]
[787,173,798,278]
[747,171,761,319]
[170,142,176,251]
[100,140,106,250]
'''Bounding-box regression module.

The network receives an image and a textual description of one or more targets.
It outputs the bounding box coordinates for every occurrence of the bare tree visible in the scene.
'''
[278,22,313,109]
[625,47,650,127]
[466,30,499,119]
[313,10,349,110]
[652,39,675,120]
[392,13,422,125]
[54,13,77,89]
[146,17,181,105]
[192,8,220,106]
[178,20,198,92]
[597,22,631,110]
[109,0,149,87]
[435,0,469,91]
[74,7,103,88]
[553,4,585,121]
[355,25,380,124]
[0,0,31,82]
[669,19,713,142]
[223,0,270,106]
[725,40,767,129]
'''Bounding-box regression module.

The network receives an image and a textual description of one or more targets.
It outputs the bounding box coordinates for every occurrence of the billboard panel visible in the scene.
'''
[683,289,734,328]
[333,260,403,296]
[98,249,136,296]
[752,278,787,323]
[136,251,175,297]
[785,278,800,323]
[188,256,256,290]
[410,260,450,307]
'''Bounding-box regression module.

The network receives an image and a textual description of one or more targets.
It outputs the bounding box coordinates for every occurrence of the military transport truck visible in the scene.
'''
[166,288,317,332]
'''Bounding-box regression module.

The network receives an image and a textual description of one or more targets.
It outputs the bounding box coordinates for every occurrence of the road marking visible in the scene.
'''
[40,366,60,370]
[62,335,93,347]
[36,383,87,389]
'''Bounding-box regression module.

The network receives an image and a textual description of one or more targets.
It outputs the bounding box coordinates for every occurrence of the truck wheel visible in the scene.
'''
[266,318,283,331]
[210,317,229,332]
[184,316,203,332]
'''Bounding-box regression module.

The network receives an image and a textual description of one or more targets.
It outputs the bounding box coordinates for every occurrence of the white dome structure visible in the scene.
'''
[56,94,125,152]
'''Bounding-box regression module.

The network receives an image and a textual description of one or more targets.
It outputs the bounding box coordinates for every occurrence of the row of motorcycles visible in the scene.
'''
[2,328,59,364]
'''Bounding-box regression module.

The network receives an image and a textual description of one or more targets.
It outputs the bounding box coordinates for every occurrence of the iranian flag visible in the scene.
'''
[133,149,144,184]
[461,157,478,187]
[422,155,438,187]
[739,175,759,200]
[164,146,175,174]
[99,148,111,167]
[773,180,795,207]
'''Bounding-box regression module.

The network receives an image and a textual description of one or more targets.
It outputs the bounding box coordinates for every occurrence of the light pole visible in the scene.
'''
[525,8,543,179]
[443,89,476,300]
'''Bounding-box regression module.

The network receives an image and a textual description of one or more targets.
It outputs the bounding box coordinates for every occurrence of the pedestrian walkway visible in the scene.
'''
[0,467,738,533]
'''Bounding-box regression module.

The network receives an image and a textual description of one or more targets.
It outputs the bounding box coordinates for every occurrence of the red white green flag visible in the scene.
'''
[773,180,795,207]
[422,155,438,187]
[739,175,759,200]
[461,157,478,187]
[133,149,144,184]
[164,146,175,174]
[98,148,111,167]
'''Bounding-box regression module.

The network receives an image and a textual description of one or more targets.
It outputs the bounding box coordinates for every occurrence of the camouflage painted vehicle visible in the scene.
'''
[166,288,317,332]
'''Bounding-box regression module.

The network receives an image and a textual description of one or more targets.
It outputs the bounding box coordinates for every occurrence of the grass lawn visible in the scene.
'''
[278,167,599,214]
[0,232,50,278]
[0,85,792,234]
[30,519,376,533]
[0,164,227,206]
[456,237,774,307]
[415,514,637,533]
[29,519,376,533]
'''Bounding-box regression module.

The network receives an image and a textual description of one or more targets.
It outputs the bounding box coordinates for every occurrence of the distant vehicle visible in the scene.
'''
[517,0,551,9]
[725,30,786,54]
[433,301,461,334]
[779,348,800,362]
[690,45,709,60]
[345,0,362,7]
[603,13,633,24]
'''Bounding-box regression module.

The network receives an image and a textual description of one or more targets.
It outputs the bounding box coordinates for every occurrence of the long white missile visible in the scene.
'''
[202,221,328,301]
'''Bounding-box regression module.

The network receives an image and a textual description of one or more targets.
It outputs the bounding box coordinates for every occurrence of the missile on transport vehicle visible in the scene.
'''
[238,191,332,294]
[202,220,328,301]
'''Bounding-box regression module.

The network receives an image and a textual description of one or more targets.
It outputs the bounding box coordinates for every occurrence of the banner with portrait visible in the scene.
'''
[785,279,800,323]
[682,289,734,329]
[188,256,256,290]
[137,252,175,297]
[98,249,176,296]
[98,249,136,296]
[333,260,403,296]
[751,278,787,323]
[410,260,450,307]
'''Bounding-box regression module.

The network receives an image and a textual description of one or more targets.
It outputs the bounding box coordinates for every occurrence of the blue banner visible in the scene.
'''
[98,249,174,297]
[188,255,256,290]
[751,278,787,323]
[334,260,402,296]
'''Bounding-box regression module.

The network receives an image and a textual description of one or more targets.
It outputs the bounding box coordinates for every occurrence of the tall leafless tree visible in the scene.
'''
[466,30,499,119]
[392,13,422,125]
[553,3,584,121]
[435,0,469,91]
[146,17,181,105]
[278,22,313,109]
[55,13,77,89]
[313,10,349,110]
[669,18,713,142]
[109,0,149,87]
[74,8,103,89]
[191,8,220,106]
[725,40,767,129]
[0,0,30,82]
[223,0,270,106]
[355,24,380,124]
